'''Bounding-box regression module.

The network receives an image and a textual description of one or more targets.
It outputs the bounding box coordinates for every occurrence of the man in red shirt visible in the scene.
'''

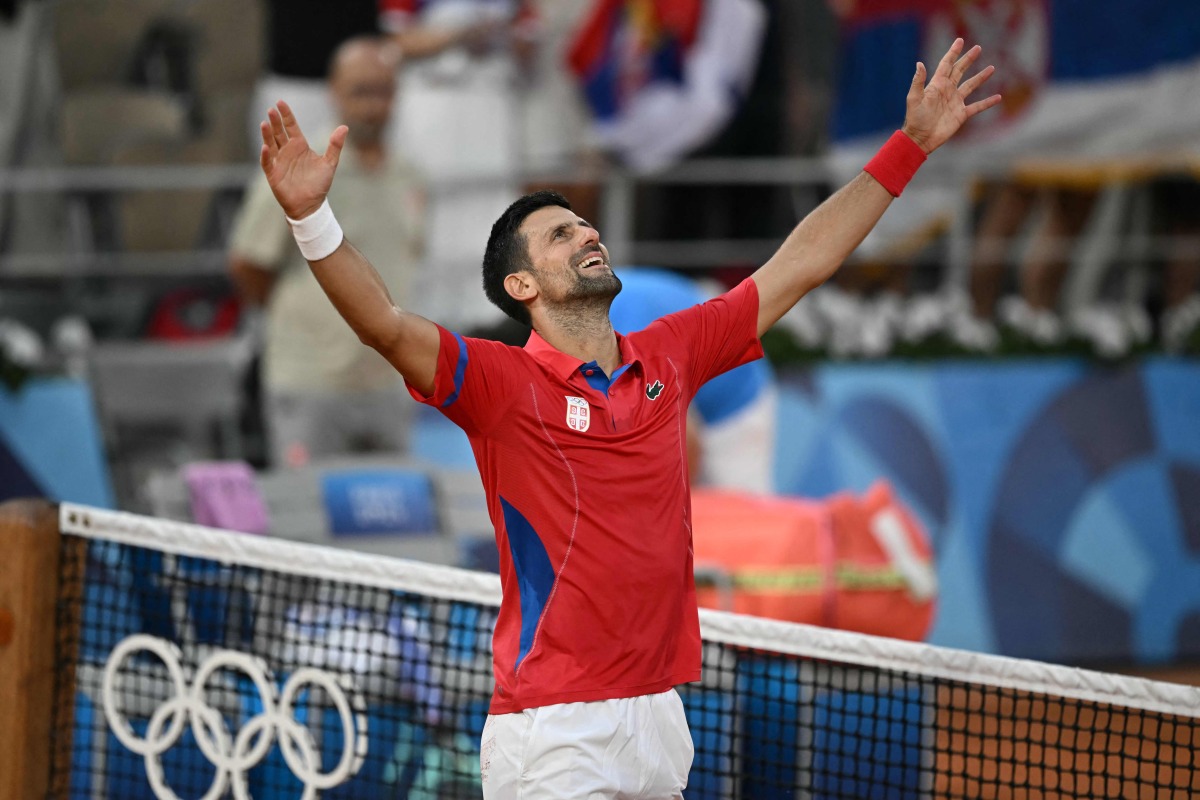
[256,37,998,800]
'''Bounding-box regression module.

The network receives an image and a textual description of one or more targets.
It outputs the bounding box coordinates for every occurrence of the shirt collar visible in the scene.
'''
[524,328,642,380]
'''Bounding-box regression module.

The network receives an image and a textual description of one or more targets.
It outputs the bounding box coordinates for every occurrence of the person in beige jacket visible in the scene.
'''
[229,37,426,467]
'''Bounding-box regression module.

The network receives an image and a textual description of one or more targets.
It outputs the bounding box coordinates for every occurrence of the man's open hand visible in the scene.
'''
[259,100,347,220]
[901,38,1001,154]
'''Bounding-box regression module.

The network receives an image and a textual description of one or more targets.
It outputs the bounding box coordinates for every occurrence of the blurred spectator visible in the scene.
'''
[518,0,602,222]
[380,0,538,335]
[228,38,426,468]
[608,267,777,494]
[249,0,381,155]
[565,0,767,173]
[947,175,1158,358]
[964,181,1098,349]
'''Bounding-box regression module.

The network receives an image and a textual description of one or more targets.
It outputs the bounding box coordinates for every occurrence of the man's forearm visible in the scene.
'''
[306,239,405,350]
[750,35,999,336]
[752,171,895,335]
[302,237,441,394]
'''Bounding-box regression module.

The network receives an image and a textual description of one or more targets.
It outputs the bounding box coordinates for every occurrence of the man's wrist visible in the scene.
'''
[898,127,931,154]
[286,199,344,261]
[863,130,928,198]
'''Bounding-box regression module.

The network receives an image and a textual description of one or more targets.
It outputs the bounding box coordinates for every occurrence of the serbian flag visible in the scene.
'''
[829,0,1200,259]
[568,0,767,172]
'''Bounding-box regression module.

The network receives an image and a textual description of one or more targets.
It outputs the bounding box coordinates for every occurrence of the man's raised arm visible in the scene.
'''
[751,39,1001,337]
[258,100,440,395]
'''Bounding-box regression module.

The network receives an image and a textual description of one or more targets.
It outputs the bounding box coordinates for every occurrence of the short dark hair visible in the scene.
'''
[482,190,572,325]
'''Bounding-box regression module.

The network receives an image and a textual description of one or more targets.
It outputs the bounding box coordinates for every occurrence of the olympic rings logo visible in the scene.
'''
[102,634,367,800]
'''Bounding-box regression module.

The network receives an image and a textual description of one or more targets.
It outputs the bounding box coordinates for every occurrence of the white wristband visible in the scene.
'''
[286,199,344,261]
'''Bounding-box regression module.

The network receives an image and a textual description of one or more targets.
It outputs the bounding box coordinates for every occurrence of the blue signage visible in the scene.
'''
[321,469,438,537]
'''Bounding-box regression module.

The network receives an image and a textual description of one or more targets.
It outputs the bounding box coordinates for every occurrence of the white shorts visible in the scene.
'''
[480,689,694,800]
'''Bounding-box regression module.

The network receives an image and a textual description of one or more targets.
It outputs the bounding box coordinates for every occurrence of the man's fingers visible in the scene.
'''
[259,143,272,174]
[950,44,982,84]
[936,37,964,77]
[906,61,927,106]
[911,62,926,91]
[278,100,304,141]
[965,93,1003,119]
[959,64,995,99]
[259,120,276,154]
[267,106,288,149]
[323,125,349,168]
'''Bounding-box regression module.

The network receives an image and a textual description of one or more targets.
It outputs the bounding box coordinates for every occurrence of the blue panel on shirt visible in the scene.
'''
[321,469,438,536]
[500,495,557,673]
[580,361,611,394]
[609,268,769,423]
[579,361,634,395]
[443,332,469,408]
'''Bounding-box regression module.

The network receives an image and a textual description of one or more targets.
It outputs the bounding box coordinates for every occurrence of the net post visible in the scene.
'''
[0,499,62,800]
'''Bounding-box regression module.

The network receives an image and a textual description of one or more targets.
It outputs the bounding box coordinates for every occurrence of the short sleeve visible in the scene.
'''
[405,324,521,436]
[642,278,764,398]
[229,176,292,270]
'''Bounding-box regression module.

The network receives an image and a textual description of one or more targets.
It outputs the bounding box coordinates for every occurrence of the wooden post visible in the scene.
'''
[0,499,61,800]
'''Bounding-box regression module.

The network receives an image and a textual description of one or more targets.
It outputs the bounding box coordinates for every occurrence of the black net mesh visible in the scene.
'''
[51,533,1200,799]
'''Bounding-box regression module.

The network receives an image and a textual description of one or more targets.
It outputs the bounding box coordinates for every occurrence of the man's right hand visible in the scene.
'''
[259,100,347,220]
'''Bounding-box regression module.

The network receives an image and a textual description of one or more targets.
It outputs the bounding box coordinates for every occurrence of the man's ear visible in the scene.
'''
[504,271,538,304]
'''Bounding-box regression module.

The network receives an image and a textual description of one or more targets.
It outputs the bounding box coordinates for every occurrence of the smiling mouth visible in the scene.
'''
[577,254,607,269]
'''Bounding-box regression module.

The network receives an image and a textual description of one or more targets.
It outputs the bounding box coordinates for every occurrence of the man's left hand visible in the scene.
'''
[901,38,1001,154]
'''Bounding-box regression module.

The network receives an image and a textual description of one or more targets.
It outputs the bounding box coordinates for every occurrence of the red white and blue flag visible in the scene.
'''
[828,0,1200,257]
[568,0,766,172]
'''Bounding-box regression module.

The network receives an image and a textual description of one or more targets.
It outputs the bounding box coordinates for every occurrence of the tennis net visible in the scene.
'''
[44,502,1200,799]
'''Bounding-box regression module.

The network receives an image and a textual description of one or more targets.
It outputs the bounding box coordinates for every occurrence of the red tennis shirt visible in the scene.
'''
[408,278,764,713]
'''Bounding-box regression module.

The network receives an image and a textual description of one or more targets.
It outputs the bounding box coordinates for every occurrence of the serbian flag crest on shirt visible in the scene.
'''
[566,396,591,432]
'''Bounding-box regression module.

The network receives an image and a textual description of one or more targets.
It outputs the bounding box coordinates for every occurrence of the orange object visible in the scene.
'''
[691,481,936,641]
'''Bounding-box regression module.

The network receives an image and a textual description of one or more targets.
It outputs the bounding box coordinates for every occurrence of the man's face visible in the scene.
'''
[518,205,621,306]
[331,53,396,146]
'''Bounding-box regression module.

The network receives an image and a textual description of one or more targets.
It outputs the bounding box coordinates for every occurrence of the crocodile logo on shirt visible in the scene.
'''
[646,380,665,400]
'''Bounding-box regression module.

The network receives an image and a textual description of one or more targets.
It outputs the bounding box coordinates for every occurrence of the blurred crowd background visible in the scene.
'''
[2,0,1200,667]
[6,0,1197,370]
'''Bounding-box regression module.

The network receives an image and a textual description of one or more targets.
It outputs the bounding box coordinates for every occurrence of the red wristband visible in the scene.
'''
[863,130,927,197]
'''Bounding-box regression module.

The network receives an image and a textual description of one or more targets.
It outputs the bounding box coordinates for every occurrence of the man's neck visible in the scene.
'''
[535,306,622,375]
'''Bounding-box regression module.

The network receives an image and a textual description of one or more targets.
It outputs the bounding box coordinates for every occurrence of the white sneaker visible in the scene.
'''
[947,311,1000,352]
[777,295,827,350]
[1067,304,1131,359]
[900,293,951,343]
[859,294,901,358]
[0,319,45,368]
[1162,295,1200,353]
[1121,303,1153,346]
[999,296,1063,346]
[813,287,867,358]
